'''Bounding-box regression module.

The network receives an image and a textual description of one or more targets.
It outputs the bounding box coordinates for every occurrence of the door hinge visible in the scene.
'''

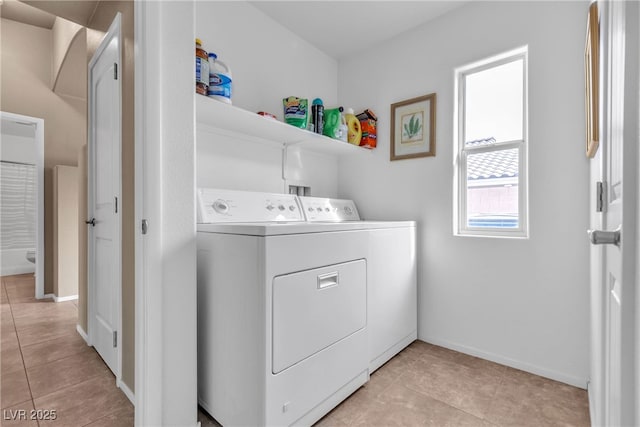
[114,63,118,80]
[113,330,118,347]
[115,196,118,213]
[141,219,148,235]
[596,181,605,212]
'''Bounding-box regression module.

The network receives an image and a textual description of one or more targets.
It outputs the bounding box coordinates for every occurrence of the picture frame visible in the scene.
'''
[585,2,599,158]
[390,93,436,161]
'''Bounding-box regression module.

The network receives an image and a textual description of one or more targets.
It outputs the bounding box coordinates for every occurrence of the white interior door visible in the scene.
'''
[88,14,122,377]
[590,2,638,426]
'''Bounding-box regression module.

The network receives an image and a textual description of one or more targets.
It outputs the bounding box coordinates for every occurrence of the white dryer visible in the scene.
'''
[298,196,417,373]
[196,189,370,426]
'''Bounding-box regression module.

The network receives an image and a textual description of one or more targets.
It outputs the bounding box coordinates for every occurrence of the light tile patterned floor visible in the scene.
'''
[0,274,133,427]
[316,343,589,426]
[200,340,590,426]
[4,274,588,426]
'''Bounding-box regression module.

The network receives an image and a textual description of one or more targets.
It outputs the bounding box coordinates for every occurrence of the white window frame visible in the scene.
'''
[454,46,529,238]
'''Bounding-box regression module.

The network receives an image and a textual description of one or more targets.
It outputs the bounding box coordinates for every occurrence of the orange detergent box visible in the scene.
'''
[357,109,377,149]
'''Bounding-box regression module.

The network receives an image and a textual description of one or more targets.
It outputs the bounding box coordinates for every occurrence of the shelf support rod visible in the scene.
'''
[281,143,288,193]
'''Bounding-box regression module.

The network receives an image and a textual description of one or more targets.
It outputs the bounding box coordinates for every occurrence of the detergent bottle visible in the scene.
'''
[322,106,343,139]
[339,110,348,142]
[311,98,324,135]
[344,108,362,145]
[195,39,209,95]
[208,53,232,104]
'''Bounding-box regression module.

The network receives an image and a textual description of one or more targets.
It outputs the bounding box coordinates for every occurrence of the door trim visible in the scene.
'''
[0,112,45,299]
[135,2,162,423]
[134,1,148,422]
[87,12,123,381]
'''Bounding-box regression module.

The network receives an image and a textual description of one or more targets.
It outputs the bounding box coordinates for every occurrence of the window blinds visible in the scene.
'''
[0,161,36,250]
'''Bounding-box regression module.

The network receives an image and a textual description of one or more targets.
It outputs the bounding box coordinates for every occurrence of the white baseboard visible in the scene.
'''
[41,293,55,300]
[76,324,90,345]
[587,380,597,426]
[370,330,417,373]
[419,336,588,389]
[53,294,78,303]
[117,378,135,405]
[0,267,35,276]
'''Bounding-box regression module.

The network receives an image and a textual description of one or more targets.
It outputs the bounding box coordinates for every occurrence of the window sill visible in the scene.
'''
[454,230,529,240]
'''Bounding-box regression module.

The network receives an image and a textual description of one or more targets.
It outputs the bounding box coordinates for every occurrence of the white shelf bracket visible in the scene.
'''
[281,143,288,193]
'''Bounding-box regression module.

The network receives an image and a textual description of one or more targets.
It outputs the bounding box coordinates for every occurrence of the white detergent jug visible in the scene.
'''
[208,53,232,104]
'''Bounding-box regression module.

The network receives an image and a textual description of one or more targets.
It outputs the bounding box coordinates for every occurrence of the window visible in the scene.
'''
[454,47,528,238]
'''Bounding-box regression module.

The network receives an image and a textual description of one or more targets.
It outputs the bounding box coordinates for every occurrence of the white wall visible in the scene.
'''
[195,2,338,117]
[196,132,338,196]
[195,2,339,197]
[338,1,590,387]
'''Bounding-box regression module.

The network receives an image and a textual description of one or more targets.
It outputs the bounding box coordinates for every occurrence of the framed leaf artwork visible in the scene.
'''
[390,93,436,160]
[585,2,599,158]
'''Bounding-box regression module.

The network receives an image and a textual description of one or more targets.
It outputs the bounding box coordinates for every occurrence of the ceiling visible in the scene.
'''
[250,1,468,59]
[1,1,467,59]
[0,0,99,28]
[0,0,56,29]
[21,0,99,26]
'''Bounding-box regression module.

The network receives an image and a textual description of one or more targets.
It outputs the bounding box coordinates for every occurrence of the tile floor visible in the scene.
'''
[200,342,590,427]
[4,274,589,427]
[314,341,590,426]
[1,274,133,427]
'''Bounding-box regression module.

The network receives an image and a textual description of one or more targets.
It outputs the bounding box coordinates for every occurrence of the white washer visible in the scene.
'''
[298,196,417,373]
[196,189,370,427]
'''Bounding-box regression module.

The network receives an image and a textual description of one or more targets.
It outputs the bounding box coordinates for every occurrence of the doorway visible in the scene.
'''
[0,111,45,300]
[1,0,134,422]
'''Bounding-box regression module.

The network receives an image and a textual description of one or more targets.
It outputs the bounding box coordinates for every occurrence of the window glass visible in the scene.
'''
[464,59,523,144]
[466,148,519,229]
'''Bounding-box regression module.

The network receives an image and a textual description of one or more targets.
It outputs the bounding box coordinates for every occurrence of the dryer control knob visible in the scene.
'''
[278,205,285,211]
[289,205,296,211]
[266,204,275,211]
[213,200,229,214]
[344,206,353,215]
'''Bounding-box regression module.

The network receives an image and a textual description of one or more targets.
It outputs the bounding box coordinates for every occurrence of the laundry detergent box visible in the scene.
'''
[357,109,377,149]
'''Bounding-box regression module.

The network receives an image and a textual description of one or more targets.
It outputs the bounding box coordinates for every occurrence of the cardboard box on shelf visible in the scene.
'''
[357,109,377,149]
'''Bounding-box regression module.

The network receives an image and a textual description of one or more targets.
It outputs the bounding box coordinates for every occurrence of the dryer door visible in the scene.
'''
[272,259,366,374]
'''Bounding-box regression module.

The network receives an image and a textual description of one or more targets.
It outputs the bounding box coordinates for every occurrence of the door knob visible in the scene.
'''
[85,218,96,227]
[588,227,620,246]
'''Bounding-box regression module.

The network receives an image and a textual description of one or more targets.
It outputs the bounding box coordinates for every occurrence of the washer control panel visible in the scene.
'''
[299,196,360,222]
[197,188,304,223]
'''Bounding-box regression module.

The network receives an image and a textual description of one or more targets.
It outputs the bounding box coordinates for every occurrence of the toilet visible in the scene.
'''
[26,249,35,264]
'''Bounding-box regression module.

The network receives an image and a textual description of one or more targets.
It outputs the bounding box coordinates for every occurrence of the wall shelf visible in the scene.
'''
[195,95,371,156]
